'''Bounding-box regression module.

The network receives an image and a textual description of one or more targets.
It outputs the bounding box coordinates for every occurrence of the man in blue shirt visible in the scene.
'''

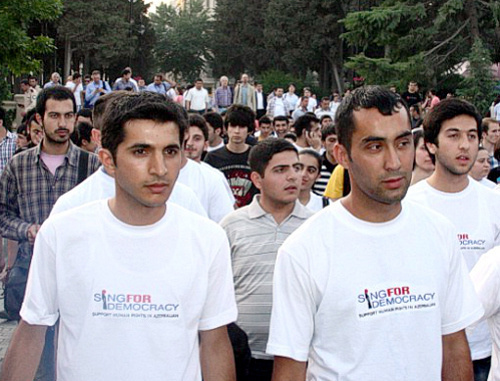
[85,70,110,108]
[146,73,170,95]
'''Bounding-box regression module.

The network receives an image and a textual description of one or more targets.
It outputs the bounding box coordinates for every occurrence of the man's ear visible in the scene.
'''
[98,149,116,178]
[334,143,351,171]
[91,128,101,148]
[250,171,263,191]
[426,141,437,155]
[35,113,43,126]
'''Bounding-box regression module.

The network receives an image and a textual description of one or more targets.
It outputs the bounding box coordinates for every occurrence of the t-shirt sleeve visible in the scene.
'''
[20,222,60,326]
[470,248,500,320]
[266,247,315,362]
[441,236,484,335]
[198,228,237,331]
[323,165,344,199]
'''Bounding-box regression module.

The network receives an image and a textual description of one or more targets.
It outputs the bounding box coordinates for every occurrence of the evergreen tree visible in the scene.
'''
[457,38,497,115]
[151,0,211,82]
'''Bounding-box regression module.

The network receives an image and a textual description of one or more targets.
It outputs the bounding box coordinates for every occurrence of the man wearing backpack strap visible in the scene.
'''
[85,69,111,108]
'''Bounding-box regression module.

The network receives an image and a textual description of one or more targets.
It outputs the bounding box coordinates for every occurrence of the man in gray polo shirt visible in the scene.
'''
[220,139,313,381]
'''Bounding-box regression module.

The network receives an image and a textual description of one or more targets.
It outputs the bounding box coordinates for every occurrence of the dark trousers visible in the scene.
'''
[246,358,273,381]
[256,109,266,120]
[473,356,491,381]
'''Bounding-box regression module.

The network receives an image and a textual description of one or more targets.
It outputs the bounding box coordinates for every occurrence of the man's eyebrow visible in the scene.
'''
[127,143,151,150]
[361,136,385,144]
[396,131,412,139]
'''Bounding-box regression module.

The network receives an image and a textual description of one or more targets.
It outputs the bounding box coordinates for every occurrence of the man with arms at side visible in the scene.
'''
[1,92,237,381]
[221,139,312,381]
[407,99,500,381]
[267,86,483,381]
[51,92,207,217]
[312,125,338,195]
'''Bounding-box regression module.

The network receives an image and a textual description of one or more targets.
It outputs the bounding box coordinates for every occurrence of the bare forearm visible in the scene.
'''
[0,320,47,381]
[200,326,236,381]
[442,330,474,381]
[272,356,307,381]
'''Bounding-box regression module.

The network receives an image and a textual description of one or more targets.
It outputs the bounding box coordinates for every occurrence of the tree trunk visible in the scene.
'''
[63,37,72,80]
[465,0,480,38]
[333,63,343,94]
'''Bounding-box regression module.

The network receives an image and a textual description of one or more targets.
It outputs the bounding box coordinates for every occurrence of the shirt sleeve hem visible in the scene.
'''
[198,307,237,331]
[20,310,59,327]
[265,343,309,362]
[442,306,485,335]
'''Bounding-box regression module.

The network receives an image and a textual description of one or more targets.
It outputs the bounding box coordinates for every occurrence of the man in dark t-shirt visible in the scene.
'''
[401,81,422,107]
[205,104,259,207]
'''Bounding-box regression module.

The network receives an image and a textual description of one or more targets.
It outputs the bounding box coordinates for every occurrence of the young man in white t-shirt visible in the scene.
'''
[266,86,483,381]
[406,98,500,381]
[1,93,237,381]
[185,79,210,114]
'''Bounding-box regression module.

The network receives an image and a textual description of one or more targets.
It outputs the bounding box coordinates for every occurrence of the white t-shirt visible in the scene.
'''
[184,88,209,111]
[178,159,234,222]
[304,192,327,213]
[266,200,483,380]
[471,246,500,381]
[207,141,224,152]
[479,177,497,189]
[65,82,83,107]
[200,161,235,205]
[494,102,500,122]
[406,178,500,360]
[51,167,207,217]
[22,201,237,381]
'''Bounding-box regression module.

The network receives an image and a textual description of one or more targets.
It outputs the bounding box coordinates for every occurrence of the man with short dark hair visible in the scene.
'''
[204,112,225,152]
[146,74,169,95]
[401,80,422,107]
[185,79,210,114]
[1,91,237,381]
[254,82,267,119]
[205,104,259,208]
[20,79,38,116]
[314,97,335,120]
[65,73,84,111]
[112,69,137,92]
[221,139,312,381]
[256,116,274,141]
[75,121,97,153]
[84,70,110,108]
[268,86,483,381]
[407,98,500,381]
[294,114,321,151]
[0,86,100,380]
[312,125,338,195]
[273,116,289,139]
[266,87,290,117]
[291,96,309,121]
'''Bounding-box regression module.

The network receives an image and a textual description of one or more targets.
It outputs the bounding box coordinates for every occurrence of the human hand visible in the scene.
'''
[26,224,41,245]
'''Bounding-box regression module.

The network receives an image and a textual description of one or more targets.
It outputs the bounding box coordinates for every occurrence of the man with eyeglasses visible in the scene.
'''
[0,86,100,380]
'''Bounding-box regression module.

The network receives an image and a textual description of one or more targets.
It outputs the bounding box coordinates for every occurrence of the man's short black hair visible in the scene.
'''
[249,138,297,177]
[93,92,128,131]
[195,78,203,83]
[188,113,209,141]
[294,114,319,138]
[77,108,93,121]
[335,86,409,154]
[20,79,29,86]
[225,104,255,132]
[283,132,297,142]
[36,86,77,119]
[321,125,337,141]
[320,115,332,123]
[0,107,5,124]
[101,92,188,161]
[423,98,481,146]
[76,121,94,147]
[73,73,81,80]
[121,69,131,77]
[273,115,288,125]
[203,112,223,131]
[259,116,272,125]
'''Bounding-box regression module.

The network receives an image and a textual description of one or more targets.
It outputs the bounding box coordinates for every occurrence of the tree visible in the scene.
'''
[0,0,62,75]
[457,38,497,115]
[210,0,276,79]
[341,0,500,90]
[264,0,348,93]
[56,0,154,80]
[150,0,211,82]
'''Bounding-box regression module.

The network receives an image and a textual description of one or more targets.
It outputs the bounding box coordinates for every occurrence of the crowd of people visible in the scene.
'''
[0,68,500,381]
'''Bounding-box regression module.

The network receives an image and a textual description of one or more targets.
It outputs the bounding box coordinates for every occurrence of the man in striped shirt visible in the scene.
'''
[313,125,338,195]
[220,139,313,381]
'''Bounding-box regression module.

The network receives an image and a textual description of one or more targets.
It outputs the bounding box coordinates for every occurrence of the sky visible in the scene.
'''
[147,0,170,13]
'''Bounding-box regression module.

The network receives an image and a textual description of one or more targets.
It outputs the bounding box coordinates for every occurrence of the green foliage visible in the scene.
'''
[456,38,497,115]
[151,0,211,82]
[210,0,277,79]
[0,0,62,75]
[256,70,304,94]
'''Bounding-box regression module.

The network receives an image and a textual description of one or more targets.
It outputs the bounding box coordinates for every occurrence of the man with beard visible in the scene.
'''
[407,98,500,381]
[267,87,482,380]
[0,86,100,380]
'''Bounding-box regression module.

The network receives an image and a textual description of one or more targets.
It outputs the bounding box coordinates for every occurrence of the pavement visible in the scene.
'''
[0,294,17,370]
